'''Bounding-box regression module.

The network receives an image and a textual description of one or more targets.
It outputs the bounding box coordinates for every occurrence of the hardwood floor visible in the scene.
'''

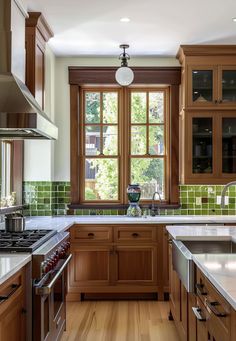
[62,301,179,341]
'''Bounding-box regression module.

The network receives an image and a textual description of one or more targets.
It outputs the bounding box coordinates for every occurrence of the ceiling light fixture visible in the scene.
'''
[120,17,130,22]
[115,44,134,86]
[233,17,236,22]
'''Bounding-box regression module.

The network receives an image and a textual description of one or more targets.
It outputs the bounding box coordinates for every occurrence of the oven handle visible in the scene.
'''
[35,254,72,295]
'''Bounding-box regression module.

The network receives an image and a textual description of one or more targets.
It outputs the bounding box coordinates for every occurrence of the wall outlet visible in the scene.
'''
[217,195,228,205]
[196,197,202,205]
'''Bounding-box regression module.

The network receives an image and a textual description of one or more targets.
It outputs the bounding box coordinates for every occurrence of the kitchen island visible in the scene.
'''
[167,224,236,341]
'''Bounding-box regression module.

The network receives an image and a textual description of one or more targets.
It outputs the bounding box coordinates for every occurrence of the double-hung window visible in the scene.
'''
[79,87,169,204]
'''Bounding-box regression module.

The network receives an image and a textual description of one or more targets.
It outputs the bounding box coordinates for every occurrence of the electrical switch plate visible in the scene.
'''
[196,197,201,205]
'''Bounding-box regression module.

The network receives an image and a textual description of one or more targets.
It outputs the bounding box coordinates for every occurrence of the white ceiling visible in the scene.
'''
[27,0,236,57]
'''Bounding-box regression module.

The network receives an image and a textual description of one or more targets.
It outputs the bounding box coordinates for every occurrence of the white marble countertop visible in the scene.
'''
[193,254,236,311]
[25,215,236,233]
[0,254,31,286]
[166,225,236,241]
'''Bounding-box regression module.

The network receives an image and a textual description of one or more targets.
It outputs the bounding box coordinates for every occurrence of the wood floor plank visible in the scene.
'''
[61,301,179,341]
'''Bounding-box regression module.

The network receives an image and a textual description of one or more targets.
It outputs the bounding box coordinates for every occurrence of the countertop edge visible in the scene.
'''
[0,254,32,286]
[193,256,236,311]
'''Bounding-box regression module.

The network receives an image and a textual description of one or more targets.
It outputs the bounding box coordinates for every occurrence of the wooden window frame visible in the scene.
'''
[69,67,181,207]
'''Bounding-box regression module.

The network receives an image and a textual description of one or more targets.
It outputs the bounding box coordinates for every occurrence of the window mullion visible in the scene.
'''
[100,92,103,155]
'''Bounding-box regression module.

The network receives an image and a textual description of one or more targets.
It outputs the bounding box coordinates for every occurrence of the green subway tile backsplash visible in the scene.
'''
[23,182,236,216]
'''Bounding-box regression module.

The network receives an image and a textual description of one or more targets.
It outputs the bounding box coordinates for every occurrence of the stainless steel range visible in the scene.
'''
[0,229,72,341]
[0,229,57,252]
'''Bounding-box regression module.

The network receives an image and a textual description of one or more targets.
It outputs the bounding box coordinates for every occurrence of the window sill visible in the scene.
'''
[68,203,181,210]
[0,204,26,215]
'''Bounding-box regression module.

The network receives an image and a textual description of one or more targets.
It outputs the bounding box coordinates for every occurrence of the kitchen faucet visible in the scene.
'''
[151,191,162,216]
[220,181,236,208]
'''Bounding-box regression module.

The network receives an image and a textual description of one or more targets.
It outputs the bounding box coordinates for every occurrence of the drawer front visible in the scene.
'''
[204,276,231,340]
[196,268,208,301]
[114,226,157,243]
[70,225,113,243]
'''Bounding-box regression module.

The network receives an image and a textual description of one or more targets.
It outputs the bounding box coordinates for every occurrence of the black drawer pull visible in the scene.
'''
[196,283,207,296]
[88,233,95,238]
[132,233,139,238]
[205,300,227,317]
[0,284,20,303]
[192,307,206,321]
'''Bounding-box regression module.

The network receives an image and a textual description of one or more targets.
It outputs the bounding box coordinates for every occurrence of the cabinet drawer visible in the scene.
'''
[114,226,156,243]
[204,276,231,340]
[196,268,208,301]
[70,225,112,243]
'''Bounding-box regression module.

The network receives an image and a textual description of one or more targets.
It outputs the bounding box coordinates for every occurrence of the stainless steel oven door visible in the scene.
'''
[34,254,72,341]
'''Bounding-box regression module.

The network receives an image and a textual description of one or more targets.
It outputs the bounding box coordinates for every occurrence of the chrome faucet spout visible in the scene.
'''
[220,181,236,208]
[151,191,162,215]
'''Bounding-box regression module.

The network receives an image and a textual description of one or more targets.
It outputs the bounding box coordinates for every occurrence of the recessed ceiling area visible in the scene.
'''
[27,0,236,56]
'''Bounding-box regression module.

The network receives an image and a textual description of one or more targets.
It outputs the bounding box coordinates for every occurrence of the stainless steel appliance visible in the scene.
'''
[5,213,25,232]
[0,229,71,341]
[32,232,71,341]
[0,0,58,140]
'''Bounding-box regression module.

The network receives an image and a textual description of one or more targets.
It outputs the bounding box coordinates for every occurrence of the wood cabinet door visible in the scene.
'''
[114,246,157,285]
[0,295,25,341]
[169,242,181,322]
[187,65,218,108]
[69,245,111,288]
[218,65,236,108]
[188,294,197,341]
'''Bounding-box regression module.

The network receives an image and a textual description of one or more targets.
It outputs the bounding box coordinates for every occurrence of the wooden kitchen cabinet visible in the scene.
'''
[25,12,53,109]
[68,224,166,301]
[181,110,236,183]
[178,45,236,184]
[0,268,26,341]
[177,46,236,110]
[169,241,188,341]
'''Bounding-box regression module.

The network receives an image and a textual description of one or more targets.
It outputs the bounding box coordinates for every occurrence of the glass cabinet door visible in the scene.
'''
[191,69,213,104]
[222,118,236,173]
[221,69,236,103]
[192,118,213,174]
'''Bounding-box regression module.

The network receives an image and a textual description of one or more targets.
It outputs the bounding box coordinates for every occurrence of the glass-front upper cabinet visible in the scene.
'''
[188,65,236,107]
[188,66,217,107]
[192,117,213,174]
[219,67,236,105]
[222,117,236,173]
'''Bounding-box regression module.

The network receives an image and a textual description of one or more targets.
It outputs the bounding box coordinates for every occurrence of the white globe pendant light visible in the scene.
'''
[115,44,134,86]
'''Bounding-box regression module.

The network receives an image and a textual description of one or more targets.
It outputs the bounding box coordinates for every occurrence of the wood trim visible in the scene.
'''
[12,141,23,205]
[26,12,53,42]
[169,85,179,204]
[69,67,180,206]
[69,67,181,86]
[70,85,79,204]
[177,45,236,62]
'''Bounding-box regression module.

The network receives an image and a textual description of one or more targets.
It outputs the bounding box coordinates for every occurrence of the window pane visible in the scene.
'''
[103,126,118,155]
[103,92,118,123]
[149,126,164,155]
[85,126,100,155]
[85,159,118,200]
[149,92,164,123]
[131,126,146,155]
[131,158,164,199]
[85,92,100,123]
[131,92,146,123]
[222,70,236,102]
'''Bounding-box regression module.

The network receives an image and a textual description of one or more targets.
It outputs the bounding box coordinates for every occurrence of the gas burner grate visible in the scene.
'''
[0,229,57,252]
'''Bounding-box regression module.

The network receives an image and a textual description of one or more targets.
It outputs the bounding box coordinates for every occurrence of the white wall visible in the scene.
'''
[24,45,55,181]
[53,56,180,181]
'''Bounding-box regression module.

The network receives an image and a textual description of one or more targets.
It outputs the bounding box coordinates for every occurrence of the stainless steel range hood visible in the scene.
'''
[0,0,58,140]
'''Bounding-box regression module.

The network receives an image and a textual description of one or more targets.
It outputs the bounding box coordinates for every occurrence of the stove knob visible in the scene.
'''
[41,261,48,275]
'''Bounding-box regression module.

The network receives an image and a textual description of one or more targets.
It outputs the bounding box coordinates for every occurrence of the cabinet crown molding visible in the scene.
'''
[26,12,53,42]
[177,45,236,64]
